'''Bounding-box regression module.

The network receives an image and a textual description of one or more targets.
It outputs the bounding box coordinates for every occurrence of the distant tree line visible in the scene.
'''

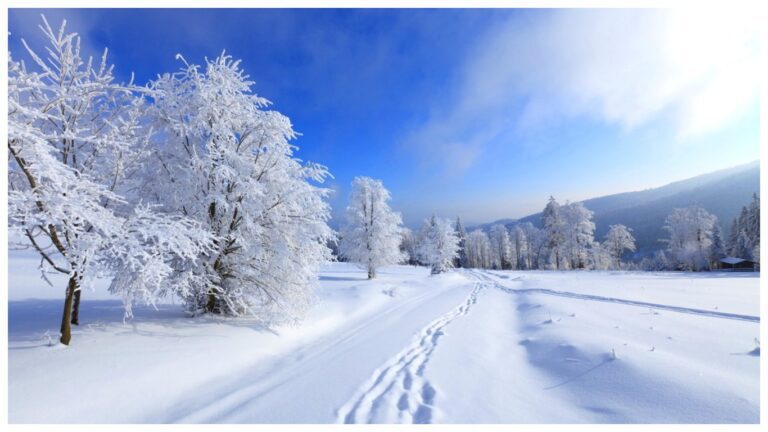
[451,198,637,271]
[450,195,759,272]
[338,185,759,274]
[640,193,759,271]
[337,177,460,278]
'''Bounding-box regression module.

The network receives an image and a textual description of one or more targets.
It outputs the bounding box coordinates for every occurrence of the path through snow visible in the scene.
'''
[334,268,760,423]
[337,281,485,423]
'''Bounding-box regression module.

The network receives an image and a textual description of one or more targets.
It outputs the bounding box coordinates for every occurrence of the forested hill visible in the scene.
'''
[481,161,759,258]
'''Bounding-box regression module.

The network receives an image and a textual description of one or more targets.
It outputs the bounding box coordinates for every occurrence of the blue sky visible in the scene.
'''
[9,9,760,227]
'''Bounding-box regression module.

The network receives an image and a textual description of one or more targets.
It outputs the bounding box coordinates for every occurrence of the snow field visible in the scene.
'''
[474,270,759,423]
[8,262,760,423]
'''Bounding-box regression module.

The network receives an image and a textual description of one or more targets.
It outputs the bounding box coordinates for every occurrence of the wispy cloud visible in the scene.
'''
[10,10,106,71]
[404,9,760,174]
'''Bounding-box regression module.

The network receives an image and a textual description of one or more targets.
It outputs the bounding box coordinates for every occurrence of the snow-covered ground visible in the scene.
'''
[8,261,760,423]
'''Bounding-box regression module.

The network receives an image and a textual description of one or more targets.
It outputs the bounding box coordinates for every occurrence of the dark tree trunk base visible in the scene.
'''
[206,289,218,313]
[60,275,78,345]
[71,288,81,325]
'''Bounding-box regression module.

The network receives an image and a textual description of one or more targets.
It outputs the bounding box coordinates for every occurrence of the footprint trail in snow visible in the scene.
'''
[336,282,486,424]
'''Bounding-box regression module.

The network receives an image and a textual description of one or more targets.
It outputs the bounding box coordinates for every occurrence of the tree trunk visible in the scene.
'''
[206,289,217,313]
[207,257,224,313]
[71,287,81,325]
[368,266,376,279]
[60,275,78,345]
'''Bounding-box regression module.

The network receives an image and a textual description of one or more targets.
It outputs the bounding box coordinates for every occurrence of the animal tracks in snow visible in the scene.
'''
[337,283,485,424]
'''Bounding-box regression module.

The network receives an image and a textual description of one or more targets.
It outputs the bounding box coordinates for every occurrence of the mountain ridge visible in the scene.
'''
[473,161,760,259]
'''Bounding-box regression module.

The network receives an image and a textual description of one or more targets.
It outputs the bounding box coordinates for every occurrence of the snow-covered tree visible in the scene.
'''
[508,233,519,270]
[489,224,513,269]
[144,52,334,322]
[603,224,636,269]
[743,193,760,252]
[516,222,544,269]
[640,250,672,271]
[418,216,460,274]
[8,17,212,344]
[732,230,753,260]
[709,224,726,268]
[511,225,528,270]
[663,204,717,271]
[465,229,492,269]
[727,193,760,262]
[589,243,613,270]
[562,202,596,269]
[541,197,566,269]
[752,244,760,265]
[339,177,405,279]
[454,217,469,268]
[400,228,421,266]
[727,217,741,256]
[747,193,760,261]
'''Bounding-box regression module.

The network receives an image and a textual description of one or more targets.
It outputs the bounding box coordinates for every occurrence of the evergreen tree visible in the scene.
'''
[727,218,741,256]
[746,193,760,261]
[726,193,760,261]
[454,217,469,268]
[709,224,726,268]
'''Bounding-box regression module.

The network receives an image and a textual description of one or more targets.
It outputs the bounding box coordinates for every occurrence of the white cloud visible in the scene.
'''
[406,9,760,172]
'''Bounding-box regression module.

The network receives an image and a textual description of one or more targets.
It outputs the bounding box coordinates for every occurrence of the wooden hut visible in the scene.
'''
[719,257,757,272]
